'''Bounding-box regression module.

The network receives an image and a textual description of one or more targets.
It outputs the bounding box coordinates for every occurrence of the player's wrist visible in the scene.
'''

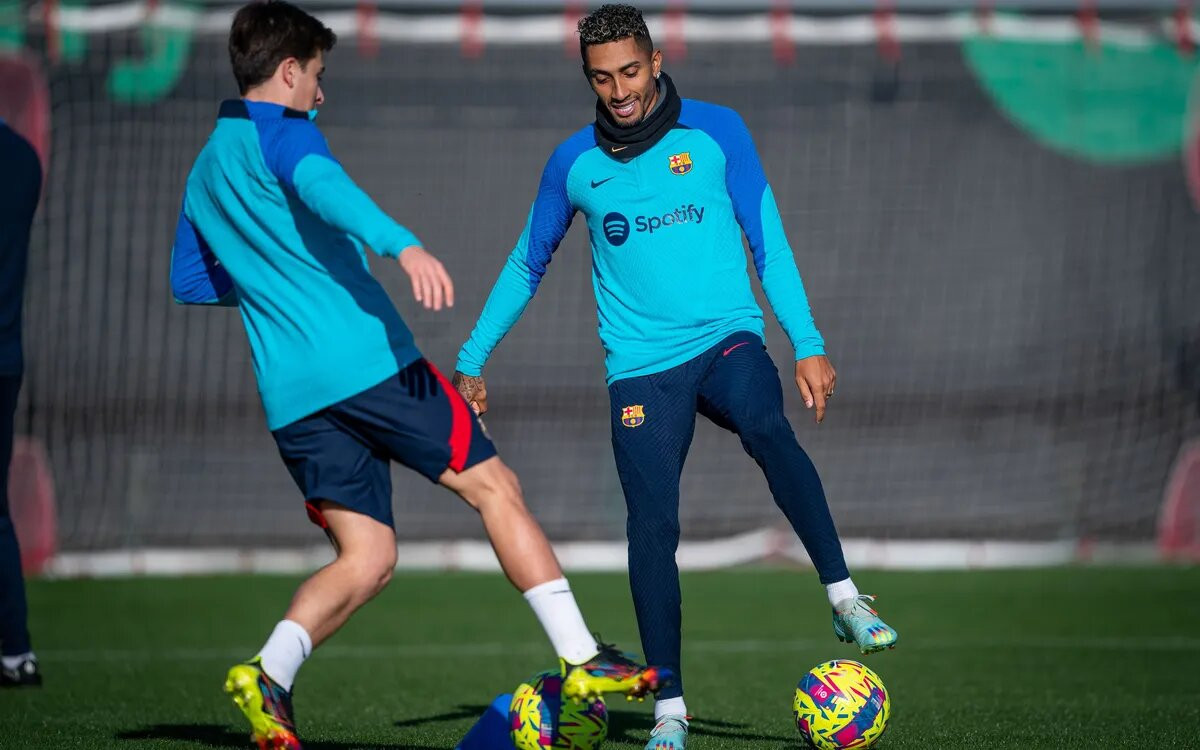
[393,241,423,257]
[454,357,483,378]
[388,226,423,258]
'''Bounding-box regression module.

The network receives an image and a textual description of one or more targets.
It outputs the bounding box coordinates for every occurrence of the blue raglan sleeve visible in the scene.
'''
[455,146,578,376]
[262,120,421,258]
[700,107,825,360]
[170,198,236,306]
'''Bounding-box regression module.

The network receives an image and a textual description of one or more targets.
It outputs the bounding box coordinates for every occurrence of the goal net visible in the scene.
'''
[6,1,1198,570]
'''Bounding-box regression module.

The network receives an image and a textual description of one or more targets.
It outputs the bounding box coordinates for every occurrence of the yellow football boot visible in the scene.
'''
[560,639,672,703]
[223,658,302,750]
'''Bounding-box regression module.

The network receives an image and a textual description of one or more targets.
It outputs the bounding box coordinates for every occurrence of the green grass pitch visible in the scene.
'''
[2,567,1198,749]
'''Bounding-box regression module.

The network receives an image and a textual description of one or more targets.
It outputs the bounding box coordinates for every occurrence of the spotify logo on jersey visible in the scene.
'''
[603,212,631,246]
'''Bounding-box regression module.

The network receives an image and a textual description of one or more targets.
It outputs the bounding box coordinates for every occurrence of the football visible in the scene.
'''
[792,659,890,749]
[510,670,609,750]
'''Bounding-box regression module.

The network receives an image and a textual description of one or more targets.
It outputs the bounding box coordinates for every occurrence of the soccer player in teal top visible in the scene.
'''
[454,5,898,748]
[171,4,665,748]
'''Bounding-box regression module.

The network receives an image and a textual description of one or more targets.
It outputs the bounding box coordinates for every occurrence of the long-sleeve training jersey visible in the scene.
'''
[171,100,422,429]
[456,99,824,383]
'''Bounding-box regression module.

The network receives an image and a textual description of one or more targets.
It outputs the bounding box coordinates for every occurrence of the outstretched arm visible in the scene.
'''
[265,120,421,258]
[454,149,577,414]
[264,120,452,309]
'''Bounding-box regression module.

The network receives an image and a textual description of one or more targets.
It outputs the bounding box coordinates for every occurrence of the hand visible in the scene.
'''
[398,245,454,311]
[452,371,488,416]
[795,355,836,424]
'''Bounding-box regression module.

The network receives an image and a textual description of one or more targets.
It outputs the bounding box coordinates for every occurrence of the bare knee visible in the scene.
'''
[458,461,526,514]
[340,545,396,601]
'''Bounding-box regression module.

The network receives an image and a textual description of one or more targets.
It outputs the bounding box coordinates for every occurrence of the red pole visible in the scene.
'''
[357,1,380,59]
[665,0,687,62]
[1078,0,1099,53]
[564,1,585,59]
[976,0,993,37]
[771,0,795,66]
[875,0,900,63]
[1177,0,1195,57]
[460,0,484,60]
[43,0,61,64]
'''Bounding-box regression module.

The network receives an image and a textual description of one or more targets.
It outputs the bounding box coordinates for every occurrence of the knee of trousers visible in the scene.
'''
[737,413,797,451]
[626,514,681,546]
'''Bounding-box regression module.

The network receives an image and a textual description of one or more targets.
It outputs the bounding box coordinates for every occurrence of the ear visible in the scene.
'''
[279,57,299,89]
[651,49,662,78]
[581,59,600,94]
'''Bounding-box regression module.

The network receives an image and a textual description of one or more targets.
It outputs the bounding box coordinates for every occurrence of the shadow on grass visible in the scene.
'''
[393,704,488,728]
[608,711,792,744]
[391,704,791,745]
[116,723,443,749]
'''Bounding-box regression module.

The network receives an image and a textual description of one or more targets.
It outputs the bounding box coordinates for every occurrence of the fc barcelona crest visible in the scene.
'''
[668,152,693,176]
[621,405,646,428]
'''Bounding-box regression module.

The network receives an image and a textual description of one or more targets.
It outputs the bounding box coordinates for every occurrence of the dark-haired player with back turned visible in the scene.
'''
[453,5,898,749]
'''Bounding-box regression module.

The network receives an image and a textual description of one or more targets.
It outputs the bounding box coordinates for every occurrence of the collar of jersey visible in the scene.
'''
[218,99,318,122]
[592,71,681,163]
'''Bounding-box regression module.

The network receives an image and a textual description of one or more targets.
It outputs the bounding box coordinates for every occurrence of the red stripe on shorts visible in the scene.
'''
[304,501,329,529]
[427,361,472,472]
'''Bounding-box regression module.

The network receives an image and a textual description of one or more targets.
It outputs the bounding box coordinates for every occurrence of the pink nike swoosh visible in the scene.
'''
[723,342,750,356]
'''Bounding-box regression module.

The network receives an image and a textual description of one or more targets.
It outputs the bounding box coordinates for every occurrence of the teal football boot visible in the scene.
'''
[645,714,688,750]
[832,595,898,654]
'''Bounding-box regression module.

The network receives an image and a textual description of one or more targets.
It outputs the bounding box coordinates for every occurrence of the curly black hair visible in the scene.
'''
[577,4,653,57]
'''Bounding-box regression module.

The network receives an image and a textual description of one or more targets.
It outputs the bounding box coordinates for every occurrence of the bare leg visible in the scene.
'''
[282,501,397,648]
[438,455,562,591]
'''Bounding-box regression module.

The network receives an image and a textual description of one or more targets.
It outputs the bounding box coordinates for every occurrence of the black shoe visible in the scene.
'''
[1,655,41,687]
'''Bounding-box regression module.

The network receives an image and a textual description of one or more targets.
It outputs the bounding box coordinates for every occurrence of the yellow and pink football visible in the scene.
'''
[792,659,890,749]
[510,670,608,750]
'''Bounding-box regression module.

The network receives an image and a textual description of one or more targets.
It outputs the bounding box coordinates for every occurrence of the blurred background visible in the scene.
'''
[2,0,1199,575]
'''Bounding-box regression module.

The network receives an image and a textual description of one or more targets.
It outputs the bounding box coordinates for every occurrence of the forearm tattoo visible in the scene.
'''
[453,372,485,400]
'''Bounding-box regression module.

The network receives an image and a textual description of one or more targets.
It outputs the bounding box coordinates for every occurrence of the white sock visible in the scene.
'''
[655,696,689,721]
[522,578,600,664]
[826,578,860,608]
[1,651,34,670]
[255,620,312,692]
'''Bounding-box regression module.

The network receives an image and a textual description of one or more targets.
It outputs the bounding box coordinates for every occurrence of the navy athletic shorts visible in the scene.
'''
[272,358,497,529]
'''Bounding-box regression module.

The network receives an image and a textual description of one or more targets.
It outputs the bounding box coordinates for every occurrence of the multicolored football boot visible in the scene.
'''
[560,639,671,703]
[832,594,899,654]
[223,658,302,750]
[645,714,688,750]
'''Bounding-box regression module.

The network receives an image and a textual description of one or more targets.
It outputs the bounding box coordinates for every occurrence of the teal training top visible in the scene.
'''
[170,100,422,429]
[456,98,825,384]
